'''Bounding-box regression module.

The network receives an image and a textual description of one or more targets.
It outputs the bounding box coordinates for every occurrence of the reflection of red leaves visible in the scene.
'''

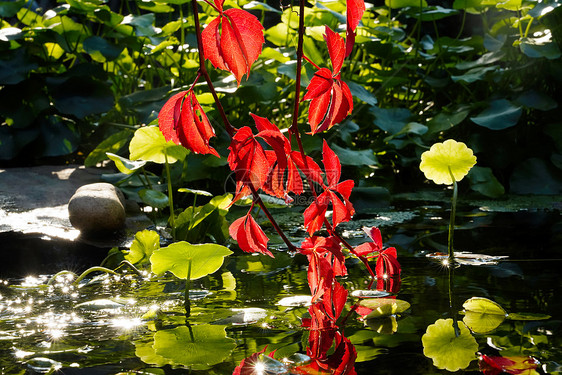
[303,141,355,235]
[201,6,264,85]
[355,227,400,279]
[296,328,357,375]
[229,210,273,258]
[480,355,539,375]
[233,346,277,375]
[304,27,353,134]
[300,236,346,276]
[158,90,219,157]
[345,0,365,57]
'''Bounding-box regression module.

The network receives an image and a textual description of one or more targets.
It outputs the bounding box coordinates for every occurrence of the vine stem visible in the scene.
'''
[191,0,235,137]
[164,152,176,239]
[248,184,297,252]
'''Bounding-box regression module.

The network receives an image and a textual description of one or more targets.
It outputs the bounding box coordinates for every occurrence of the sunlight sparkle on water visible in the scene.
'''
[110,317,142,330]
[254,361,266,375]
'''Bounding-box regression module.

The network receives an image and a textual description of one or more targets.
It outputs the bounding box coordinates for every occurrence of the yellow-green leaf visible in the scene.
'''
[419,139,477,185]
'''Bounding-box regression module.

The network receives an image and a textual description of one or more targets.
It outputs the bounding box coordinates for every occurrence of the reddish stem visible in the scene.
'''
[191,0,235,137]
[249,184,297,252]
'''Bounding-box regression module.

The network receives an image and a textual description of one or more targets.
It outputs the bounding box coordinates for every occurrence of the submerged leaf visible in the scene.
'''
[359,298,410,318]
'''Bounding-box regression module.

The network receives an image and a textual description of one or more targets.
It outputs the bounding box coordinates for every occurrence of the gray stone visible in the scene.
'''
[68,182,126,233]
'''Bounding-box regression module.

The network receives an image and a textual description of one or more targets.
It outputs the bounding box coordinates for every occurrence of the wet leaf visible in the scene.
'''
[426,251,508,266]
[359,298,410,318]
[422,318,478,371]
[150,242,232,280]
[153,325,236,370]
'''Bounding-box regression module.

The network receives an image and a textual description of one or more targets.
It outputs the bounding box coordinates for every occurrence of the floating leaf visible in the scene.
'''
[153,325,236,370]
[470,99,522,130]
[463,297,506,316]
[426,251,509,266]
[463,311,505,334]
[359,298,410,318]
[150,242,232,280]
[422,318,478,371]
[506,312,551,321]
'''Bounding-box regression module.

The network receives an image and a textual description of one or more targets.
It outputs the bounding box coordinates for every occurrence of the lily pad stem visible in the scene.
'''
[73,267,120,285]
[447,166,460,337]
[164,152,176,239]
[185,258,192,318]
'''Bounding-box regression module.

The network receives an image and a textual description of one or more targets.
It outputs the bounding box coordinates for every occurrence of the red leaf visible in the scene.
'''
[201,8,264,85]
[480,355,539,375]
[345,0,365,57]
[303,68,333,101]
[233,346,267,375]
[328,190,352,228]
[375,247,401,279]
[322,140,341,187]
[307,252,334,302]
[158,90,219,157]
[303,192,330,235]
[290,151,324,186]
[322,279,348,321]
[324,27,345,76]
[227,126,269,197]
[229,211,273,257]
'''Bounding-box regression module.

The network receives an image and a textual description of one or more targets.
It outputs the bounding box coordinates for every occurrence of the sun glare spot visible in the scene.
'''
[110,317,142,330]
[254,361,266,375]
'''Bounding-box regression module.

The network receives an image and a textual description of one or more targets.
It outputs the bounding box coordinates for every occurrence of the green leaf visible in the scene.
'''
[520,37,562,60]
[40,116,80,157]
[468,166,505,198]
[515,90,558,111]
[331,144,377,166]
[385,0,428,8]
[125,230,160,265]
[426,108,470,134]
[122,13,156,37]
[48,76,114,119]
[153,325,236,370]
[463,311,505,334]
[462,297,506,333]
[359,298,411,318]
[346,81,377,106]
[422,319,478,371]
[0,49,38,85]
[510,157,562,194]
[139,189,169,209]
[66,0,105,12]
[85,130,133,167]
[129,126,188,164]
[107,152,147,174]
[408,6,459,21]
[83,36,124,62]
[243,1,281,13]
[470,99,522,130]
[150,242,232,280]
[178,188,213,196]
[371,106,412,135]
[463,297,506,315]
[451,66,498,83]
[0,0,26,17]
[506,312,551,321]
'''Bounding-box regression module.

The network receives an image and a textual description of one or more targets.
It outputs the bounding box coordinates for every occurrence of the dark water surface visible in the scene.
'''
[1,201,561,374]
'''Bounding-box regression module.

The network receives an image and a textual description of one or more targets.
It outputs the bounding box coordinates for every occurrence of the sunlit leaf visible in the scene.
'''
[150,242,232,280]
[85,130,133,167]
[422,318,478,371]
[129,126,188,164]
[506,312,551,321]
[419,139,477,185]
[463,311,505,334]
[385,0,428,8]
[106,152,146,174]
[125,230,160,265]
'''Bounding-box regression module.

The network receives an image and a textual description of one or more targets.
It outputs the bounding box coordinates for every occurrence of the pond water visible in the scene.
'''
[1,199,561,374]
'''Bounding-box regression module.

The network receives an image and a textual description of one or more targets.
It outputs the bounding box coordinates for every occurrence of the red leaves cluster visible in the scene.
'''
[304,27,353,135]
[229,208,273,258]
[355,227,401,280]
[201,0,264,85]
[303,140,355,235]
[158,90,219,157]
